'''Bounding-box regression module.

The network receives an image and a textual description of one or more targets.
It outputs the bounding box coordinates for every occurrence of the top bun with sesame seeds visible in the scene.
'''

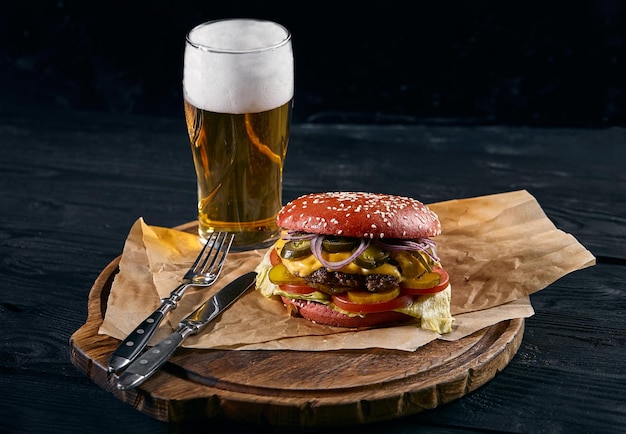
[277,192,441,240]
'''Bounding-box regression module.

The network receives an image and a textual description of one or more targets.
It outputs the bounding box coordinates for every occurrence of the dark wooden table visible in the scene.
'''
[1,106,625,433]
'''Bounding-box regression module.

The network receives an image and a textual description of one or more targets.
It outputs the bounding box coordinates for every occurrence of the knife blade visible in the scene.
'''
[115,271,256,390]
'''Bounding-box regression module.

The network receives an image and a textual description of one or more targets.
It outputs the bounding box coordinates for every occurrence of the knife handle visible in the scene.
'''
[107,284,188,373]
[115,325,194,390]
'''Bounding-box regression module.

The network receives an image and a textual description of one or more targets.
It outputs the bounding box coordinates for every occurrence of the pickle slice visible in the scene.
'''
[347,287,400,304]
[268,263,307,285]
[280,239,312,260]
[394,253,422,278]
[412,251,435,272]
[321,236,359,253]
[402,272,441,289]
[354,245,390,269]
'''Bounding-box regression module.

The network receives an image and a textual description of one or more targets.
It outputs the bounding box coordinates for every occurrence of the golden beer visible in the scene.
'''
[183,19,294,250]
[184,99,291,249]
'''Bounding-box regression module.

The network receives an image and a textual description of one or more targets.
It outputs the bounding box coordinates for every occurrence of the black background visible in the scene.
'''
[1,0,624,127]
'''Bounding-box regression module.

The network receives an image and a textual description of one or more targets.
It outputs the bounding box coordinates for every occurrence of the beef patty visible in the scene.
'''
[304,268,399,295]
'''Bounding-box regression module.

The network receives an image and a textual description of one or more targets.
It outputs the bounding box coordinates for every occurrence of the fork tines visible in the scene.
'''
[197,232,235,276]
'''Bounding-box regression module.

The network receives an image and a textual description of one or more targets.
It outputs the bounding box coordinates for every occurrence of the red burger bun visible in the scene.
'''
[281,296,414,328]
[277,192,441,239]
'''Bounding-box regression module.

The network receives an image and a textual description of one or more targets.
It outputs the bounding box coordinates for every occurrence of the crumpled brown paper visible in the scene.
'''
[99,190,595,351]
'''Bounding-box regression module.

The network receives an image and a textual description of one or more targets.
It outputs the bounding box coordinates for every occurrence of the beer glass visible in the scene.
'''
[183,19,293,250]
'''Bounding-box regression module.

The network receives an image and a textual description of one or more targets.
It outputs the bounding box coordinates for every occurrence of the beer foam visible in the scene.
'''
[184,19,294,114]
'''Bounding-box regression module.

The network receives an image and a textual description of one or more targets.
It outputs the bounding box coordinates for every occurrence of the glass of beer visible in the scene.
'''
[183,19,293,250]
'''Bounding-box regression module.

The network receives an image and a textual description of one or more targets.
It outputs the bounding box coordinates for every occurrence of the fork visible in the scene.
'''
[107,231,234,373]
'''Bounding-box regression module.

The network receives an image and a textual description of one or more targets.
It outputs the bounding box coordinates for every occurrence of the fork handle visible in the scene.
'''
[107,284,188,373]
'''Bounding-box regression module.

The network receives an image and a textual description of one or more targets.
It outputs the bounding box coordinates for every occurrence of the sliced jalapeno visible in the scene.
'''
[321,236,359,253]
[280,239,312,260]
[354,245,390,269]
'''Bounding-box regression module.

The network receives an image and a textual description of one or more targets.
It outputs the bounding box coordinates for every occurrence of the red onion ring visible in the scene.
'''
[374,239,440,263]
[281,232,439,268]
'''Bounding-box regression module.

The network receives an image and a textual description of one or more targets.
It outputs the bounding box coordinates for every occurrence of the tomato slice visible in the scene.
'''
[332,292,414,313]
[279,284,318,295]
[401,267,450,295]
[269,248,282,266]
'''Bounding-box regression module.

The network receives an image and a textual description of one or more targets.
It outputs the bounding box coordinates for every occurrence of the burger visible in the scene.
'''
[255,192,453,333]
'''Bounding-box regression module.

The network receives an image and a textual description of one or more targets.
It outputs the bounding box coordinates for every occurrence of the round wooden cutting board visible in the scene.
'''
[69,226,524,427]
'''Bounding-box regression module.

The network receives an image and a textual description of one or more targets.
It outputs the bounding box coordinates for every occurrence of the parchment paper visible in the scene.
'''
[99,190,595,351]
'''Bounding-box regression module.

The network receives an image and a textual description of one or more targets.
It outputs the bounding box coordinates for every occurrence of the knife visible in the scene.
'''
[115,271,256,390]
[107,283,192,374]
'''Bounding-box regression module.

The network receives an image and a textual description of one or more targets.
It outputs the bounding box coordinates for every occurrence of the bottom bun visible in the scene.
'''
[281,296,414,328]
